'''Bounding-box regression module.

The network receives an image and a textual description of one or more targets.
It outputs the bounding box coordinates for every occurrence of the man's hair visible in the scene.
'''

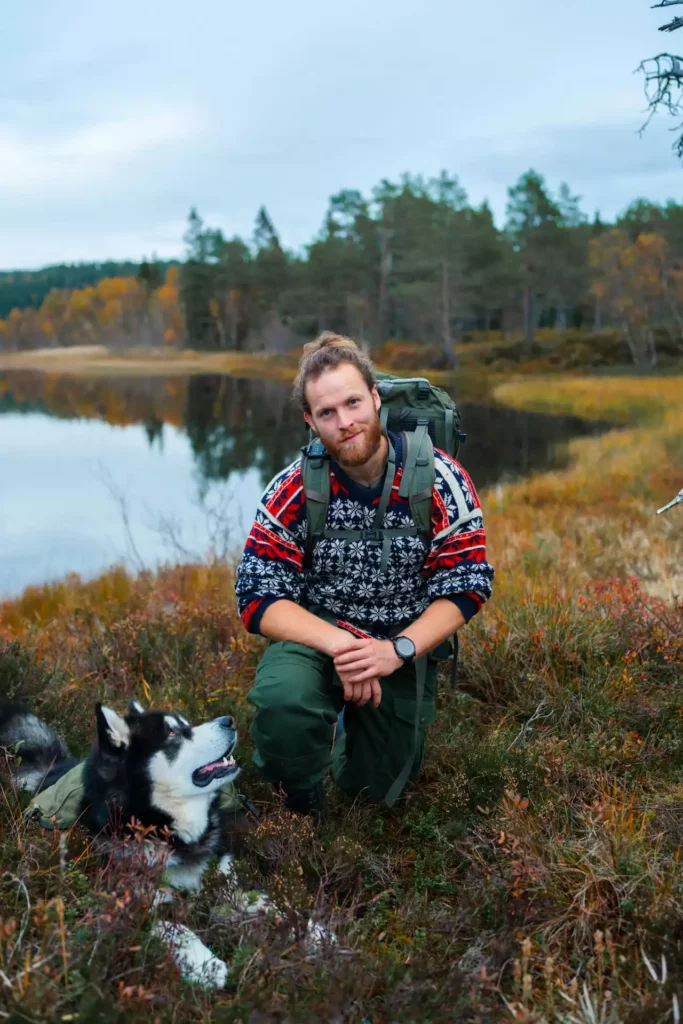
[292,332,376,413]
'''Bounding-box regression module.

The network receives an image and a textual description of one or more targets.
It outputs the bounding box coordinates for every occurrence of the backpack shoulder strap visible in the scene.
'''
[300,440,330,570]
[399,428,435,545]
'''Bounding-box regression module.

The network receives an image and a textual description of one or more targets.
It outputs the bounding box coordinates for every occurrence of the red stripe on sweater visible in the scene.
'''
[240,597,265,631]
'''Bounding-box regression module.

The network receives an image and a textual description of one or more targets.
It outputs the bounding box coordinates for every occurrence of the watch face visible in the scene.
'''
[395,636,415,660]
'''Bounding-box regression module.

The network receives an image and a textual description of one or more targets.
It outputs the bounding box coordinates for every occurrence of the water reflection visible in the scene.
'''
[0,370,603,491]
[0,370,606,597]
[183,376,304,488]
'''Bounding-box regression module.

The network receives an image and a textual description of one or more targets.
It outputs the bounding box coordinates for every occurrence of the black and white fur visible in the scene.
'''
[0,696,259,987]
[0,698,80,792]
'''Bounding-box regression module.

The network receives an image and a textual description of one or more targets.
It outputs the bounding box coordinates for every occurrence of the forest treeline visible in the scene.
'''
[3,169,683,367]
[0,260,176,319]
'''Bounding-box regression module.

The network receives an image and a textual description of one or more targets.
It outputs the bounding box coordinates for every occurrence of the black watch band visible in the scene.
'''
[392,635,416,664]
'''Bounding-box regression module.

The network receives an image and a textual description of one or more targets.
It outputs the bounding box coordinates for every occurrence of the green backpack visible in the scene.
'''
[300,372,465,574]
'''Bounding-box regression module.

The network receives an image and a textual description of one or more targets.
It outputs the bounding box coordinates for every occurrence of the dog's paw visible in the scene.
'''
[240,891,271,915]
[305,917,337,951]
[191,950,229,989]
[152,921,228,989]
[217,853,239,885]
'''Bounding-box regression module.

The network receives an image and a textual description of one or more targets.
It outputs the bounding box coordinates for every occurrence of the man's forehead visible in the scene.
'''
[306,365,372,405]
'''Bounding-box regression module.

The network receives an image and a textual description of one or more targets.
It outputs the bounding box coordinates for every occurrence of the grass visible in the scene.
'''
[0,374,682,1021]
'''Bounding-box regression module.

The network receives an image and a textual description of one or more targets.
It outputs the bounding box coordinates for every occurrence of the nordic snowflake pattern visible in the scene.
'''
[235,441,494,637]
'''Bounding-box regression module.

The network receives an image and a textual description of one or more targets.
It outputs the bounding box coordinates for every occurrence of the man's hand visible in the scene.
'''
[331,637,402,708]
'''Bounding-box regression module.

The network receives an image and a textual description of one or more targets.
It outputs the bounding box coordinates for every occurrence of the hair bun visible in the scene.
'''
[293,332,375,412]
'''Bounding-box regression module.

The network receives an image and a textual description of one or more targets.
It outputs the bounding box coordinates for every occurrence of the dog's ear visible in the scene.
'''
[96,703,131,752]
[128,699,145,716]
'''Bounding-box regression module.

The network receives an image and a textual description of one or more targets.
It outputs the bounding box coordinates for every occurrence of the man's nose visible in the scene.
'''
[337,408,355,430]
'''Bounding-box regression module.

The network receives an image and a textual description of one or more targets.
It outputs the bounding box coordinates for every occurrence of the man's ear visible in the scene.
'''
[128,699,145,716]
[372,384,381,414]
[96,703,131,752]
[303,411,314,433]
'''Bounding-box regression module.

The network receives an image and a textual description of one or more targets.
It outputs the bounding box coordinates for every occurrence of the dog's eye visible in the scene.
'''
[167,728,178,739]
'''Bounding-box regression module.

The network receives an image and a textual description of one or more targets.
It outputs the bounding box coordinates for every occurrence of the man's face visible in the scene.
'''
[304,364,383,467]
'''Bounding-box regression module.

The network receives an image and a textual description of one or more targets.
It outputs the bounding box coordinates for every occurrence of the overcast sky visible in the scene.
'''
[2,0,682,269]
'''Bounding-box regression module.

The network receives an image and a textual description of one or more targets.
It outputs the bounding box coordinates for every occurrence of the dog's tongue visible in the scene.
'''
[200,755,234,774]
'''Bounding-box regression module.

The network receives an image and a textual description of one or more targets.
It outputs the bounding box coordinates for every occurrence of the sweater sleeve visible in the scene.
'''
[234,460,307,634]
[422,450,495,618]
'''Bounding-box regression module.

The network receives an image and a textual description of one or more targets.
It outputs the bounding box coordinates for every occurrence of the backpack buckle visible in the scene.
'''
[302,440,328,460]
[361,529,382,545]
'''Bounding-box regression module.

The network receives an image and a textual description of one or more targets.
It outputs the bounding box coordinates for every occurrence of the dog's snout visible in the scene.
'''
[219,716,235,731]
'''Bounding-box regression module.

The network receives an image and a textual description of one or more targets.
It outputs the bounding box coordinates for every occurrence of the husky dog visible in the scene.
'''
[0,696,258,988]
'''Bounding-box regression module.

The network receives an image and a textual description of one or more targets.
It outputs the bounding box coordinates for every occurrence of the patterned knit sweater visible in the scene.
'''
[235,433,495,638]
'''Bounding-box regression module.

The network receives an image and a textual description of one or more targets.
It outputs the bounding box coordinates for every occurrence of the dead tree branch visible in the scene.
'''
[637,52,683,156]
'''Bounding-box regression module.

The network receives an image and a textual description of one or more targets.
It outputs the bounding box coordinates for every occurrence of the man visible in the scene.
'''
[234,333,494,820]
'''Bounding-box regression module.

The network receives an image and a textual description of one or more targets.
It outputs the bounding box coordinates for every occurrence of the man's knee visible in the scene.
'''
[247,642,339,787]
[250,696,336,751]
[249,699,336,788]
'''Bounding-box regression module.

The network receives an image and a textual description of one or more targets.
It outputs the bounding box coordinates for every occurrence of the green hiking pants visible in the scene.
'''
[247,640,438,804]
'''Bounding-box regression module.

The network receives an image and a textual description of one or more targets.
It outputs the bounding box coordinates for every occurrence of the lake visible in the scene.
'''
[0,370,604,599]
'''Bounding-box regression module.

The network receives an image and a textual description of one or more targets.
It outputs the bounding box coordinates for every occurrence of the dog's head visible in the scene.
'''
[95,700,239,800]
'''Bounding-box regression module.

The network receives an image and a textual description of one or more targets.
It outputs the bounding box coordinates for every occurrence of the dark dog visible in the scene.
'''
[0,696,257,986]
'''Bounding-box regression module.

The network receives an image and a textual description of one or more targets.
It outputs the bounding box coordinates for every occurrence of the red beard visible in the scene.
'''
[327,414,383,467]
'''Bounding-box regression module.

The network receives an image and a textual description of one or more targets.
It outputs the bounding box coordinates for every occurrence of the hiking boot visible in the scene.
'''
[282,782,329,824]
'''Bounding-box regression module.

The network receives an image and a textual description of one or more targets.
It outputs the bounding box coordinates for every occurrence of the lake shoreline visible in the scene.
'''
[2,340,680,394]
[0,343,477,394]
[0,345,299,380]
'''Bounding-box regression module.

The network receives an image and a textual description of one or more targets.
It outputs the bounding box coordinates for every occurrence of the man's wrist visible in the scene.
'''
[391,635,417,665]
[323,626,355,657]
[383,639,404,672]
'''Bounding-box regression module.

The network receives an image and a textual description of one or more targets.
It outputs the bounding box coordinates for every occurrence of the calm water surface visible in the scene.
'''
[0,371,604,598]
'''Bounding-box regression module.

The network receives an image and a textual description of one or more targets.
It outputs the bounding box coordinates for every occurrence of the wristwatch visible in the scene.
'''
[391,635,416,664]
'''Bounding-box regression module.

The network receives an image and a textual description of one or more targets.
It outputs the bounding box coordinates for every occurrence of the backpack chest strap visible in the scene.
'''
[302,434,432,573]
[320,524,420,572]
[323,438,400,572]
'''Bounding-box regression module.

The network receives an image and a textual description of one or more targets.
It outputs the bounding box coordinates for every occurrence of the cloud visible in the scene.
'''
[0,106,207,196]
[1,0,681,267]
[0,47,147,110]
[459,115,683,222]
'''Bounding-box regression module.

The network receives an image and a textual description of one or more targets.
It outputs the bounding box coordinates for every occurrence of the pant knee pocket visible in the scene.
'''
[378,697,436,783]
[393,697,437,728]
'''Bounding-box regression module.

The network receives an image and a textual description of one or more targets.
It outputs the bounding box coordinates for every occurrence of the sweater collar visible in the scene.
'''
[329,431,403,502]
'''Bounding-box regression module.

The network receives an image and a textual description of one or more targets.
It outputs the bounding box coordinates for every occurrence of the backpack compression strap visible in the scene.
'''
[399,425,434,545]
[384,653,427,808]
[302,438,420,573]
[301,440,330,570]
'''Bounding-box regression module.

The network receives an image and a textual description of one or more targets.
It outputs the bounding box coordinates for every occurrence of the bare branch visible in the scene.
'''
[660,15,683,30]
[637,52,683,155]
[652,1,683,8]
[3,873,31,963]
[95,463,147,573]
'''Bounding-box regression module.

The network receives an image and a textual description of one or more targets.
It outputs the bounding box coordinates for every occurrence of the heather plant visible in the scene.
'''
[0,373,682,1021]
